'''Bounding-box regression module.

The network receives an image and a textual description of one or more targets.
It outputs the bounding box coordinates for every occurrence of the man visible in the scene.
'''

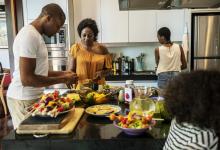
[7,3,78,129]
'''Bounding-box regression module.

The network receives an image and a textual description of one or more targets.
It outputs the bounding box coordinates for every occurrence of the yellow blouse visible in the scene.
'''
[69,43,112,85]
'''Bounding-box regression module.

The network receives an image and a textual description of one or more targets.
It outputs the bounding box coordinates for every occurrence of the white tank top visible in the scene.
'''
[156,43,182,75]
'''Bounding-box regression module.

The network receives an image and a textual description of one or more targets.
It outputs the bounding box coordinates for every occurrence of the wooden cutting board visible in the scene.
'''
[16,108,84,135]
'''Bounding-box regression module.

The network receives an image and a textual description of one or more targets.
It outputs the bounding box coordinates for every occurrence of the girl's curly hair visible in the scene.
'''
[164,70,220,135]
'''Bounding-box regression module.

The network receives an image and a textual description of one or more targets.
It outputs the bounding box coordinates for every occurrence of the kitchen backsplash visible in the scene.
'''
[108,41,182,71]
[108,43,160,71]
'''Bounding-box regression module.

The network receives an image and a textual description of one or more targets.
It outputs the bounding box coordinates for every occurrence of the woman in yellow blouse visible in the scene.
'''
[68,18,112,86]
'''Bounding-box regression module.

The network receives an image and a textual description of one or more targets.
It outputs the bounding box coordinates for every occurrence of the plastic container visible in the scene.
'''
[124,80,135,103]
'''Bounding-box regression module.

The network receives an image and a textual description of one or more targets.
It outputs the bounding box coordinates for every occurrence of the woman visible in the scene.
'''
[163,70,220,150]
[155,27,187,89]
[69,18,112,87]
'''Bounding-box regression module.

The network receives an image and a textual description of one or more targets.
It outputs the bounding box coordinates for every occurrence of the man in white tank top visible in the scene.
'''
[155,27,187,89]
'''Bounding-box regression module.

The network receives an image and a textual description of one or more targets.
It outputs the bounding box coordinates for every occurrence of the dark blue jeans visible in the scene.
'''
[157,71,179,89]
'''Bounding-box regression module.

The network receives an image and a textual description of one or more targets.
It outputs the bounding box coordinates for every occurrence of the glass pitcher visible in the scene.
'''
[129,97,156,116]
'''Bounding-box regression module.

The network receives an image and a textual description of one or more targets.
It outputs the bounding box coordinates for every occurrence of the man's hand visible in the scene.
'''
[63,71,78,89]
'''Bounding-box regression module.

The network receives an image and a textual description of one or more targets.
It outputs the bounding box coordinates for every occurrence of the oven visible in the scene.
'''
[45,25,69,89]
[43,25,67,48]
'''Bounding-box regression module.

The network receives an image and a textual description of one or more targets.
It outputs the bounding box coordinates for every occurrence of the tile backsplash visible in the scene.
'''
[108,43,160,71]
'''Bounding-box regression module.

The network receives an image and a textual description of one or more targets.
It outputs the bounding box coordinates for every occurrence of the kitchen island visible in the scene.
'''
[2,104,170,150]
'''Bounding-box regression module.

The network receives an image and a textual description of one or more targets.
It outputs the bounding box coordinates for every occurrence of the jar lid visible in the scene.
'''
[125,80,134,85]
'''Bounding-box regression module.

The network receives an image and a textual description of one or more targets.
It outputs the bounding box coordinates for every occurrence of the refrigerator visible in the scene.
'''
[191,12,220,71]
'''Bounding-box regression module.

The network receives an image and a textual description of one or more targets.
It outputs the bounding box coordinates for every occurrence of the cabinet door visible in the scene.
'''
[101,0,128,43]
[129,10,157,42]
[26,0,67,20]
[73,0,101,42]
[157,10,184,41]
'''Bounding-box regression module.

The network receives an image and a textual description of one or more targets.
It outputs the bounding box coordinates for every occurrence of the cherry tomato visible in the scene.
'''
[146,114,152,121]
[109,114,116,121]
[57,107,64,112]
[53,90,59,98]
[34,103,39,108]
[121,118,128,124]
[117,115,124,121]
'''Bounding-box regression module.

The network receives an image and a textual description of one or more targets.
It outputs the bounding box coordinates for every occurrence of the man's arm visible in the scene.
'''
[48,71,66,77]
[20,57,77,87]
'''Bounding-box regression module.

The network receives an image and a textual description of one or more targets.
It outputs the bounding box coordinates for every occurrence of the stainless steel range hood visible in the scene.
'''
[119,0,220,10]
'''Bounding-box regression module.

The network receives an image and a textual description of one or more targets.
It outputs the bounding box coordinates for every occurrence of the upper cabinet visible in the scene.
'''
[72,0,187,43]
[101,0,129,43]
[129,9,185,42]
[129,10,157,42]
[156,10,185,41]
[73,0,101,42]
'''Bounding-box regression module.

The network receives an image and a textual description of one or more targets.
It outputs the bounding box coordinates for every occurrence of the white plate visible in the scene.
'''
[85,104,121,117]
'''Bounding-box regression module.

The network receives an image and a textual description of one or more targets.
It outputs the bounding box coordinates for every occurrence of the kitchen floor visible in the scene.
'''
[0,115,13,150]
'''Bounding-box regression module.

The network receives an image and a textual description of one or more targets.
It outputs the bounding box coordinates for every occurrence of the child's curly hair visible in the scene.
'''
[164,70,220,135]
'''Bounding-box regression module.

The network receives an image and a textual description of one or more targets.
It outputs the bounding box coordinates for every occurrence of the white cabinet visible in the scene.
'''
[156,9,185,41]
[129,10,157,42]
[129,9,185,42]
[23,0,68,25]
[73,0,101,42]
[101,0,129,43]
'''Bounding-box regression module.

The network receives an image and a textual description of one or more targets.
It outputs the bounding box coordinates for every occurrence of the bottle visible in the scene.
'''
[118,89,125,103]
[115,60,119,75]
[117,57,122,75]
[130,59,135,74]
[124,80,135,104]
[121,56,126,74]
[128,60,132,75]
[112,61,116,75]
[125,57,130,75]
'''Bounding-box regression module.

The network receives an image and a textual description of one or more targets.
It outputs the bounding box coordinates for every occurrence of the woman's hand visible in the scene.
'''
[94,69,112,81]
[94,70,103,80]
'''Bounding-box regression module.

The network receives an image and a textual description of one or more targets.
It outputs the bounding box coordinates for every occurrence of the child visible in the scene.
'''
[163,70,220,150]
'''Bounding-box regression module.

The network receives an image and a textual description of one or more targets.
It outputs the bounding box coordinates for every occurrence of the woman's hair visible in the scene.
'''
[164,70,220,135]
[77,18,99,41]
[157,27,171,43]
